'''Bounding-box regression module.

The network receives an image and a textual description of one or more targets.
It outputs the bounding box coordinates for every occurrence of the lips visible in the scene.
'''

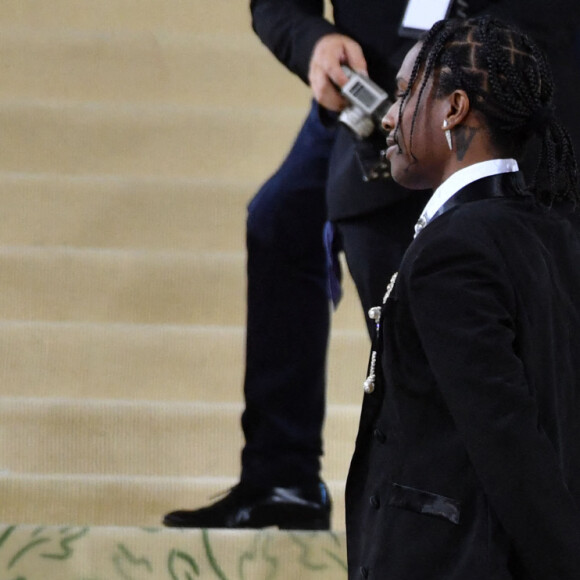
[385,134,399,158]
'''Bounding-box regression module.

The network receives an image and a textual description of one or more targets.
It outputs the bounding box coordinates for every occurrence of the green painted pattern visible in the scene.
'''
[0,525,347,580]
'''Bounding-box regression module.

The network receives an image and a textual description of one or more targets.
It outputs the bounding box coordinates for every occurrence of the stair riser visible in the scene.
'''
[0,0,253,34]
[0,248,367,330]
[0,175,251,251]
[0,322,368,405]
[0,399,359,480]
[0,104,306,181]
[0,32,308,107]
[0,475,347,530]
[0,248,246,325]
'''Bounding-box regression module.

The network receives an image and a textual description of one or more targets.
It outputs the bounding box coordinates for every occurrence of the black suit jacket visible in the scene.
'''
[250,0,580,220]
[345,173,580,579]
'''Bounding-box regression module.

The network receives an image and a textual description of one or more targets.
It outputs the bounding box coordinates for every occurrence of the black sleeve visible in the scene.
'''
[250,0,338,84]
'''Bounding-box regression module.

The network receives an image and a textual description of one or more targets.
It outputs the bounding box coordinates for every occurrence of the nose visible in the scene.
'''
[381,100,399,134]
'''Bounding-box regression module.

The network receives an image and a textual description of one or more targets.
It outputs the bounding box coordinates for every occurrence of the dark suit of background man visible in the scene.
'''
[164,0,580,529]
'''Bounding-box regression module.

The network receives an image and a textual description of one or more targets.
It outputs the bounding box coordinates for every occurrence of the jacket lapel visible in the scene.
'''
[430,171,530,224]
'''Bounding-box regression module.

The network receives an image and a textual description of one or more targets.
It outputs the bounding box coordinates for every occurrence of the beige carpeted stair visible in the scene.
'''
[0,0,369,577]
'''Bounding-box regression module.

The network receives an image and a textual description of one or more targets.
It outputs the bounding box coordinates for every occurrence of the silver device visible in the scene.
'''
[339,65,392,138]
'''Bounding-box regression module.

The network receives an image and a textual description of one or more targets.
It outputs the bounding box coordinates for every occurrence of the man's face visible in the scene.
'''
[383,43,449,191]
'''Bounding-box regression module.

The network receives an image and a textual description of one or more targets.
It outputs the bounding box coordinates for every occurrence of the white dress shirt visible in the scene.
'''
[414,158,519,237]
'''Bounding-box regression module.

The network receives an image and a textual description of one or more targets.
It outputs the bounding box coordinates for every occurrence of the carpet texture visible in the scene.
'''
[0,0,369,577]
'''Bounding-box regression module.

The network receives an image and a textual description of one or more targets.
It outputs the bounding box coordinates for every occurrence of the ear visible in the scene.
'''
[441,89,470,130]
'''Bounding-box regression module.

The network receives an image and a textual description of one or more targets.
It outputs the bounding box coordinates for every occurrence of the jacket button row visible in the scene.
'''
[370,495,380,509]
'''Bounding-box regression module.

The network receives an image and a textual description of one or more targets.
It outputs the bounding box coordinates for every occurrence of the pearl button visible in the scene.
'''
[368,306,381,322]
[363,376,375,394]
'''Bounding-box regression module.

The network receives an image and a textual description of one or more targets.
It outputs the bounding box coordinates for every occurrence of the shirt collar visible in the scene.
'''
[414,158,519,237]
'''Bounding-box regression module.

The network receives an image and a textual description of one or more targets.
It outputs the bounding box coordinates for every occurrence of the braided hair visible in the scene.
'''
[400,15,579,205]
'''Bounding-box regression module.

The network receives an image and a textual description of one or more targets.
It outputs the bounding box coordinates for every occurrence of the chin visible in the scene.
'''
[390,160,429,191]
[390,165,415,189]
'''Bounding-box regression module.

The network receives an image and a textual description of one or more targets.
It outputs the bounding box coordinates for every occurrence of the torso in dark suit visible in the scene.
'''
[345,173,580,579]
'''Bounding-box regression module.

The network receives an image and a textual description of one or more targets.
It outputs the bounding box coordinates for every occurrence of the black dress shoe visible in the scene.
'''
[163,481,331,530]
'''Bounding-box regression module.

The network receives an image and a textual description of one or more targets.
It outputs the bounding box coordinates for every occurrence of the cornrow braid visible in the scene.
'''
[401,16,579,205]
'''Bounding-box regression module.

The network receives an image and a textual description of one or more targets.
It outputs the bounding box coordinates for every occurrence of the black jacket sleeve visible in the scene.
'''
[250,0,338,84]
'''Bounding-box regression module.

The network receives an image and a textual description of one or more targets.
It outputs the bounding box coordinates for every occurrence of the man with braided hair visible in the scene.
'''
[347,16,580,580]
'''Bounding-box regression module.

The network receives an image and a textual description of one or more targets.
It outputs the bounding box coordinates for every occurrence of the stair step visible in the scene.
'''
[0,321,368,405]
[0,523,347,580]
[0,101,307,181]
[0,474,347,530]
[0,0,254,35]
[0,246,367,330]
[0,246,244,325]
[0,397,360,480]
[0,173,251,251]
[0,29,308,107]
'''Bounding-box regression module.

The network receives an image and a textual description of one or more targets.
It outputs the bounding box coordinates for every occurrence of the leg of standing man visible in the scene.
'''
[164,101,336,529]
